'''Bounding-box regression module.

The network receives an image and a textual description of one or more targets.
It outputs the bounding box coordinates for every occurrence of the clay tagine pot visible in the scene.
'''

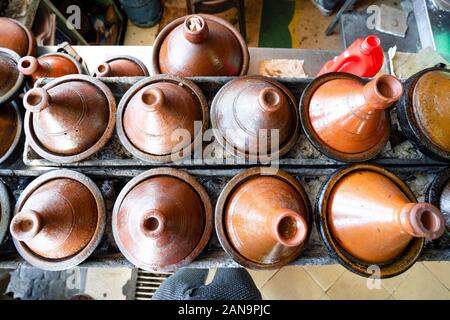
[0,101,22,165]
[211,76,300,161]
[152,14,249,76]
[23,74,116,163]
[117,75,208,163]
[94,55,149,77]
[216,167,312,269]
[0,180,11,247]
[397,67,450,161]
[112,168,213,271]
[10,169,106,270]
[427,168,450,234]
[18,52,83,85]
[0,47,25,104]
[0,17,36,57]
[317,164,445,278]
[300,73,404,162]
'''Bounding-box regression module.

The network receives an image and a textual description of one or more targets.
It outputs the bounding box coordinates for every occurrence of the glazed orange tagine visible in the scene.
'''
[317,164,445,277]
[301,73,403,162]
[0,17,36,57]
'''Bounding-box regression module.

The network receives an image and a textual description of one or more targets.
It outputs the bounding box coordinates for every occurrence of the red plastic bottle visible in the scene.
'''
[318,35,384,77]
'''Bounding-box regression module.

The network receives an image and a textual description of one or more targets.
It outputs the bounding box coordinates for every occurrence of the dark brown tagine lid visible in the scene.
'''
[0,180,11,246]
[117,75,208,162]
[112,168,213,271]
[301,73,403,162]
[211,76,299,160]
[153,14,249,76]
[317,164,445,278]
[400,68,450,161]
[23,74,116,163]
[0,102,22,164]
[94,55,149,77]
[216,167,312,269]
[18,52,83,85]
[10,169,106,270]
[0,17,36,57]
[0,48,25,104]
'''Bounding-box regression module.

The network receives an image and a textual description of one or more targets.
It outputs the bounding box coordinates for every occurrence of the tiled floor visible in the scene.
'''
[247,262,450,300]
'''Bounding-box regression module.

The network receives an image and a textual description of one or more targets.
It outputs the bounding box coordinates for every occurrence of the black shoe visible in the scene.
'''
[311,0,343,16]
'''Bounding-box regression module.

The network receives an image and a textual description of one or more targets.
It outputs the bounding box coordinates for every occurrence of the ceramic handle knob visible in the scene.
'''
[18,56,39,76]
[23,87,51,113]
[363,74,404,110]
[399,202,445,240]
[140,87,165,112]
[258,87,284,112]
[139,209,166,239]
[271,209,308,247]
[96,62,112,77]
[183,15,209,43]
[10,209,43,241]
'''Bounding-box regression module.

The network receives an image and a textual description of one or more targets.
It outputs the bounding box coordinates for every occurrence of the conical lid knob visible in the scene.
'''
[327,169,445,264]
[0,17,36,57]
[112,169,212,270]
[155,14,248,76]
[11,178,100,259]
[211,76,299,159]
[303,74,403,161]
[23,75,116,161]
[217,168,311,269]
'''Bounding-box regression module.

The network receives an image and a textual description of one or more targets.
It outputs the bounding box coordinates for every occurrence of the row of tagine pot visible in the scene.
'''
[15,67,450,165]
[0,165,447,277]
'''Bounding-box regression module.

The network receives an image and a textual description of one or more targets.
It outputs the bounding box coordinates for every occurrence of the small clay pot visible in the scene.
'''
[0,47,25,104]
[427,168,450,233]
[93,55,149,77]
[0,180,11,246]
[11,169,106,270]
[23,74,116,163]
[0,17,36,57]
[0,101,22,165]
[397,67,450,161]
[19,52,83,85]
[300,73,403,162]
[216,167,312,269]
[112,168,213,271]
[117,75,208,162]
[152,14,249,76]
[211,76,300,161]
[317,164,445,278]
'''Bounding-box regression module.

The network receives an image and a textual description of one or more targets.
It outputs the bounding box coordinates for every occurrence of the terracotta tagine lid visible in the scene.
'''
[18,52,83,85]
[427,168,450,234]
[0,18,36,57]
[11,169,106,270]
[211,76,300,161]
[117,75,208,162]
[94,55,149,77]
[301,73,403,162]
[153,14,249,76]
[0,48,25,104]
[216,167,312,269]
[317,164,445,278]
[0,102,22,165]
[112,168,213,271]
[0,180,11,246]
[23,74,116,163]
[397,68,450,161]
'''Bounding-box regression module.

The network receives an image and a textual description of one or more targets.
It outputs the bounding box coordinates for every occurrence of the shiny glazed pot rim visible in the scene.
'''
[24,74,117,163]
[215,167,312,270]
[0,47,25,105]
[397,67,450,161]
[112,167,213,272]
[316,163,424,278]
[0,181,11,246]
[92,55,149,77]
[210,75,301,161]
[300,72,391,163]
[12,169,106,271]
[151,14,249,76]
[0,101,23,165]
[116,75,209,163]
